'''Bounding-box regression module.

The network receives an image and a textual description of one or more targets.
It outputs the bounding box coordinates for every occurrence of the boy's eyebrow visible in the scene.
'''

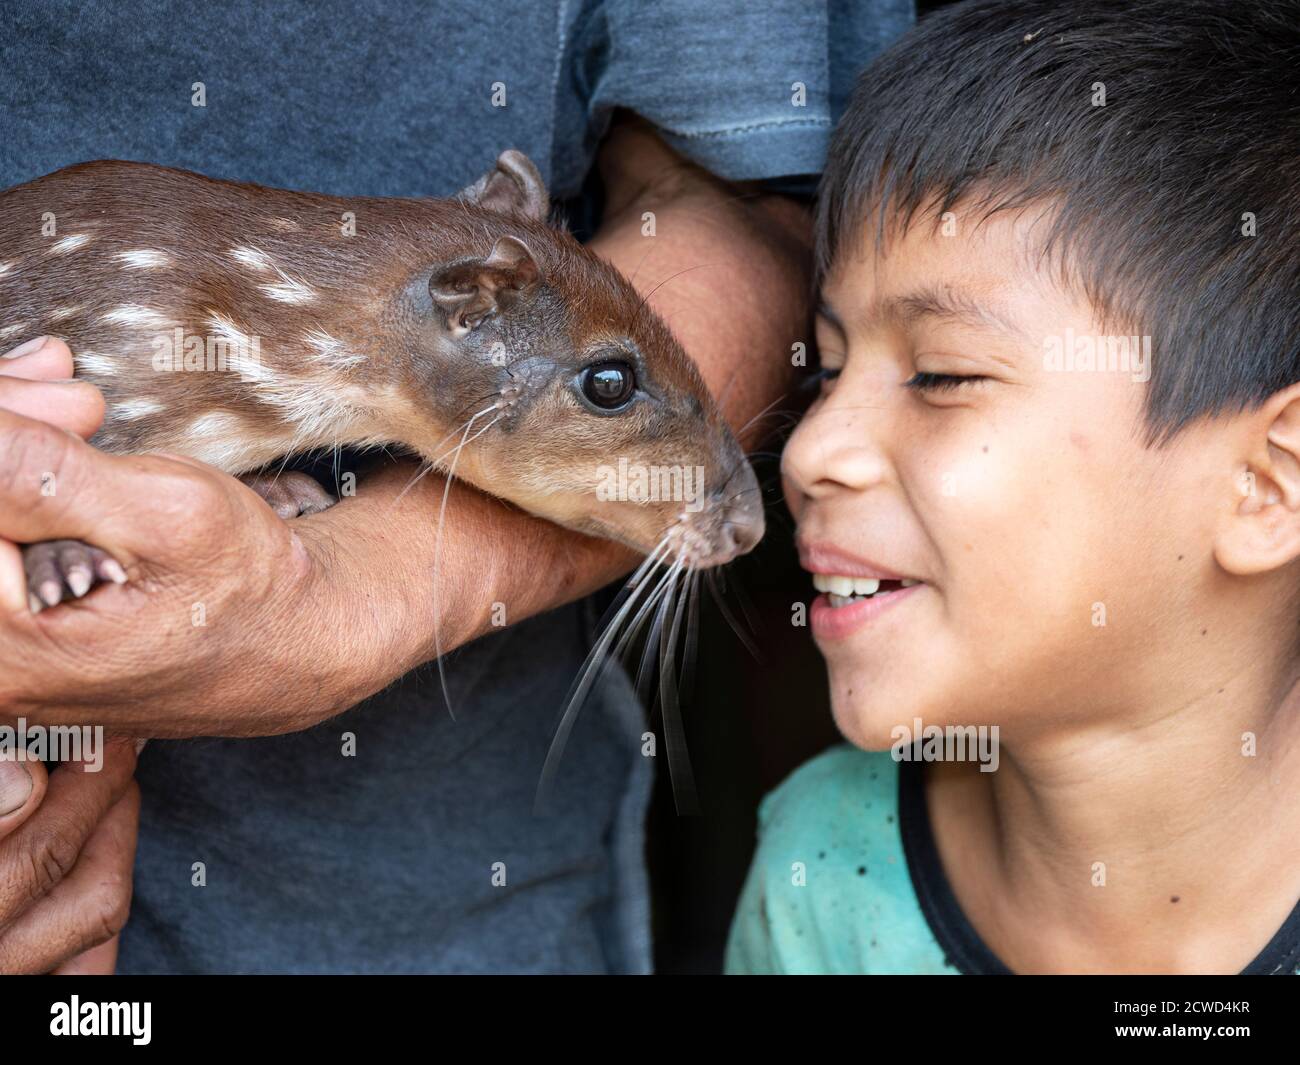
[819,285,1033,346]
[893,285,1030,340]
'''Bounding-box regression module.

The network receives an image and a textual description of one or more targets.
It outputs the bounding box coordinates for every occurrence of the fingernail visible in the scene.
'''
[100,559,128,584]
[0,761,33,816]
[1,336,49,360]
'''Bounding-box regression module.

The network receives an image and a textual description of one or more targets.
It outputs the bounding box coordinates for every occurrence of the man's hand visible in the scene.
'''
[0,345,627,735]
[0,741,140,974]
[0,402,380,736]
[0,363,629,735]
[0,337,140,975]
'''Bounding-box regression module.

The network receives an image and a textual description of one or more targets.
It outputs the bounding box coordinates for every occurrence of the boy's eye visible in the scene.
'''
[800,366,841,393]
[905,371,985,392]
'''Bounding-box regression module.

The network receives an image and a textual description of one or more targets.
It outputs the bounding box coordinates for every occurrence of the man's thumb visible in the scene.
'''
[0,755,48,836]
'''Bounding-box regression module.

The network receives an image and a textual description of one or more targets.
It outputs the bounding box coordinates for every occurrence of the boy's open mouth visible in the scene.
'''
[812,573,920,608]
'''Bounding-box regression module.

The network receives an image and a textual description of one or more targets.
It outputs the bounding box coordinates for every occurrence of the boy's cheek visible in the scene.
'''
[913,408,1122,589]
[866,445,1123,713]
[779,469,804,524]
[906,436,1032,588]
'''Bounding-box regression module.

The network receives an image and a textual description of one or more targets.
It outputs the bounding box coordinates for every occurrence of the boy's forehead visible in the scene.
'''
[819,209,1082,341]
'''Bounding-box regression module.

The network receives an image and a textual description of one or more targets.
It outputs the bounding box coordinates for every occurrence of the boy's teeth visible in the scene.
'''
[814,571,921,606]
[812,574,841,594]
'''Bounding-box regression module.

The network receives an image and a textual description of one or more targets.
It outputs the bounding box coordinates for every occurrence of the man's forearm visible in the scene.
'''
[296,461,639,687]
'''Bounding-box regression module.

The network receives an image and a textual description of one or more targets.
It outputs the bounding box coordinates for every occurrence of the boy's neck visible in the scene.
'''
[925,667,1300,974]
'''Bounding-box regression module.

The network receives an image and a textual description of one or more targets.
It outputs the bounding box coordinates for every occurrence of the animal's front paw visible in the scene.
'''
[239,471,337,519]
[23,539,128,613]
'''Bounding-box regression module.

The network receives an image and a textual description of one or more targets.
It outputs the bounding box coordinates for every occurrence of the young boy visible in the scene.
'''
[727,0,1300,974]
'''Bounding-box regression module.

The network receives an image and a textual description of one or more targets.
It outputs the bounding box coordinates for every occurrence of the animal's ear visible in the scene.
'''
[457,149,549,221]
[429,235,542,335]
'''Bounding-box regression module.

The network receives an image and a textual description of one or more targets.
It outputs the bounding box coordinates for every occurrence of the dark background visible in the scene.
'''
[646,453,840,974]
[646,0,956,975]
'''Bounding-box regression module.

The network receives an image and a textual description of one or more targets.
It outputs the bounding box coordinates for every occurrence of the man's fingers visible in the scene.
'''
[0,337,76,382]
[0,408,222,566]
[0,410,119,552]
[0,784,139,974]
[0,756,48,835]
[0,739,138,930]
[0,337,103,441]
[0,376,104,440]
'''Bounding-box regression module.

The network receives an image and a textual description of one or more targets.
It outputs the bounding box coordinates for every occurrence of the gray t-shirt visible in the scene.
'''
[0,0,912,973]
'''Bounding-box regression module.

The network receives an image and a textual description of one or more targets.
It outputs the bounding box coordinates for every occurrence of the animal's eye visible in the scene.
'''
[580,361,636,410]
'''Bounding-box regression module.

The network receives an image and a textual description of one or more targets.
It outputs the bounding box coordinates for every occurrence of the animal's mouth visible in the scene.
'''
[583,506,764,570]
[666,504,765,569]
[574,455,766,568]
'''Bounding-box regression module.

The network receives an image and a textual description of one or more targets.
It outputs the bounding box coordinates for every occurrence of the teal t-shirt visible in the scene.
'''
[726,745,1300,975]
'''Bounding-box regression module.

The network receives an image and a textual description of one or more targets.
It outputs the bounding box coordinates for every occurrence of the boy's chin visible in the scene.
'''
[828,684,917,752]
[826,666,964,752]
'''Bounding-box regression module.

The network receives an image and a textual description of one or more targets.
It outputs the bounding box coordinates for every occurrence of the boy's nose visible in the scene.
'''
[782,403,892,500]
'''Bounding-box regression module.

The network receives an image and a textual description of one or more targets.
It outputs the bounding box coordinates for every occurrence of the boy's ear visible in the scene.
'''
[1214,384,1300,576]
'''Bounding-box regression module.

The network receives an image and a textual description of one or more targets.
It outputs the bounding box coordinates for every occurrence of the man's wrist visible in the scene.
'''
[287,468,444,708]
[430,504,640,658]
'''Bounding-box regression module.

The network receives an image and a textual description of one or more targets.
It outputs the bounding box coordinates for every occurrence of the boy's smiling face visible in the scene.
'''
[784,207,1241,750]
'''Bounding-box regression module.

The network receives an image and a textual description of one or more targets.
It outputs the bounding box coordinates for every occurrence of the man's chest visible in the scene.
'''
[1,0,567,197]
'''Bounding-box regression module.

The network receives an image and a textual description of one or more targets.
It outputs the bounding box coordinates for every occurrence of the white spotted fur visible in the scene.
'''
[50,233,92,253]
[114,249,171,269]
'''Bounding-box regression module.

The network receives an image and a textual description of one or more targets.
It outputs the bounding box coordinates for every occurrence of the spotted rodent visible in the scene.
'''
[0,152,764,607]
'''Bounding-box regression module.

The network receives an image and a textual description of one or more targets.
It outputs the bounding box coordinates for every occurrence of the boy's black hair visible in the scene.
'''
[816,0,1300,442]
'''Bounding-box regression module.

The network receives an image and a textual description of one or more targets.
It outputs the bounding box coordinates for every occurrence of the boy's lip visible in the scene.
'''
[797,539,910,581]
[810,584,922,640]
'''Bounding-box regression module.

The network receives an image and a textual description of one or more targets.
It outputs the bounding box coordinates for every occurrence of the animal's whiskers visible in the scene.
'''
[535,530,730,815]
[393,399,503,504]
[431,404,505,718]
[657,564,698,814]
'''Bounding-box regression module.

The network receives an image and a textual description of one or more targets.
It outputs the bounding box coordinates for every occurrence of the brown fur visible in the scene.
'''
[0,156,762,563]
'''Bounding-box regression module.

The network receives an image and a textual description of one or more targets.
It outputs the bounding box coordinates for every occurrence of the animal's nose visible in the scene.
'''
[690,486,764,568]
[717,501,764,559]
[705,460,766,563]
[685,458,765,567]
